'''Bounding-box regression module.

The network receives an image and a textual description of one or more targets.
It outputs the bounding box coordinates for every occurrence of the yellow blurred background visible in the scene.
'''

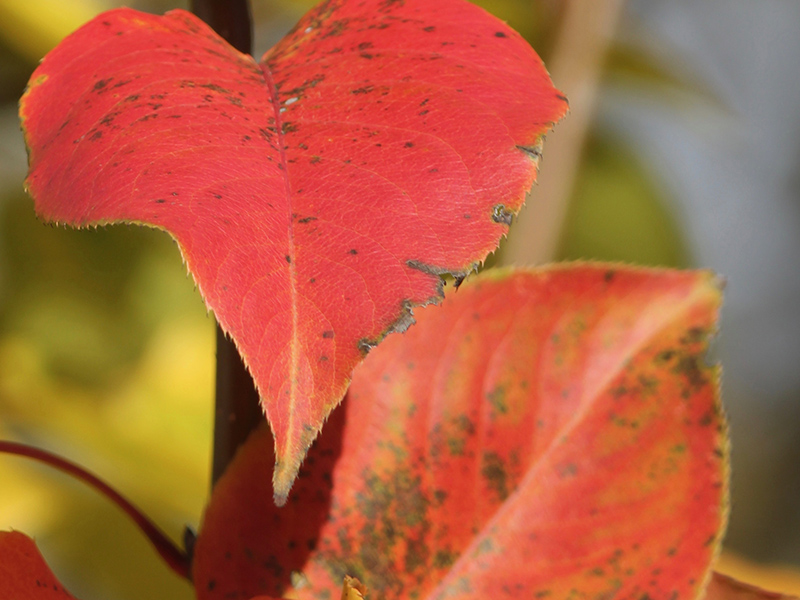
[0,0,798,598]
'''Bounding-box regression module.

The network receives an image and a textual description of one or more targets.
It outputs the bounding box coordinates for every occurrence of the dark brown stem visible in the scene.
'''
[211,326,263,485]
[0,441,190,579]
[188,0,262,487]
[190,0,252,54]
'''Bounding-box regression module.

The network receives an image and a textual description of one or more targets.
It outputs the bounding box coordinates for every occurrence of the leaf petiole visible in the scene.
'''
[0,440,191,580]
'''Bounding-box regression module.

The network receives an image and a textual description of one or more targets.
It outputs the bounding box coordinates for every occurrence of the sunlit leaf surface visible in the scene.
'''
[193,264,727,600]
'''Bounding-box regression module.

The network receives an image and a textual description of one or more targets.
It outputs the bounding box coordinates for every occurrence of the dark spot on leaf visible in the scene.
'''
[423,26,435,32]
[482,452,509,501]
[360,53,374,59]
[495,31,507,38]
[516,144,542,159]
[351,85,374,94]
[285,255,292,264]
[557,93,568,103]
[310,156,322,164]
[358,41,374,50]
[89,130,102,141]
[310,278,316,284]
[604,270,616,282]
[200,83,231,94]
[358,339,376,355]
[207,580,216,591]
[93,78,112,91]
[419,109,429,116]
[492,204,514,225]
[298,216,317,224]
[154,199,166,204]
[487,386,508,415]
[322,330,334,339]
[124,94,139,102]
[349,249,358,255]
[404,142,414,148]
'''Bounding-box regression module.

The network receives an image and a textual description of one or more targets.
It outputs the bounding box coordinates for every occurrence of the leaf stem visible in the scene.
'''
[211,326,263,486]
[0,440,190,579]
[188,0,263,487]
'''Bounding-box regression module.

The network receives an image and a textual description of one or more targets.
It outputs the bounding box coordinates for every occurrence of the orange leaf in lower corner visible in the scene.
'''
[0,531,77,599]
[192,264,728,600]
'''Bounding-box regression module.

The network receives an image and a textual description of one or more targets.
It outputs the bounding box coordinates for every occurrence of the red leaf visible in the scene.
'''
[20,1,566,501]
[703,572,799,600]
[192,264,727,600]
[0,531,77,599]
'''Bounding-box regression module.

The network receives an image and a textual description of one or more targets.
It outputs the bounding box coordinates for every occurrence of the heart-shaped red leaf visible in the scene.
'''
[192,264,727,600]
[20,1,566,500]
[0,531,77,599]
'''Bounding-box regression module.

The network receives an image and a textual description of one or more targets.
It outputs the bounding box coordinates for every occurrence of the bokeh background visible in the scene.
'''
[0,0,798,598]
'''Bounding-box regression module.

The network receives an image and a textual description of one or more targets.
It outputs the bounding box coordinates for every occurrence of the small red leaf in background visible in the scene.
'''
[192,264,727,600]
[0,531,77,599]
[19,0,567,500]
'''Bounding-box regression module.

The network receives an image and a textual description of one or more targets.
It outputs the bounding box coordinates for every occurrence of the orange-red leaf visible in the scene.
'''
[192,264,727,600]
[20,1,566,501]
[0,531,77,599]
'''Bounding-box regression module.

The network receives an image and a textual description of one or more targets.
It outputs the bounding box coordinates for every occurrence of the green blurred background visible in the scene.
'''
[0,1,798,598]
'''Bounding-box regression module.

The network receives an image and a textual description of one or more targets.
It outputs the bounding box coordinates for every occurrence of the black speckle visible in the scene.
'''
[349,249,358,255]
[298,216,317,224]
[358,339,376,355]
[93,78,112,91]
[419,109,429,116]
[423,26,435,32]
[351,85,374,95]
[404,142,414,148]
[285,255,292,264]
[492,204,514,225]
[557,93,568,103]
[154,199,166,204]
[495,31,507,38]
[322,330,334,339]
